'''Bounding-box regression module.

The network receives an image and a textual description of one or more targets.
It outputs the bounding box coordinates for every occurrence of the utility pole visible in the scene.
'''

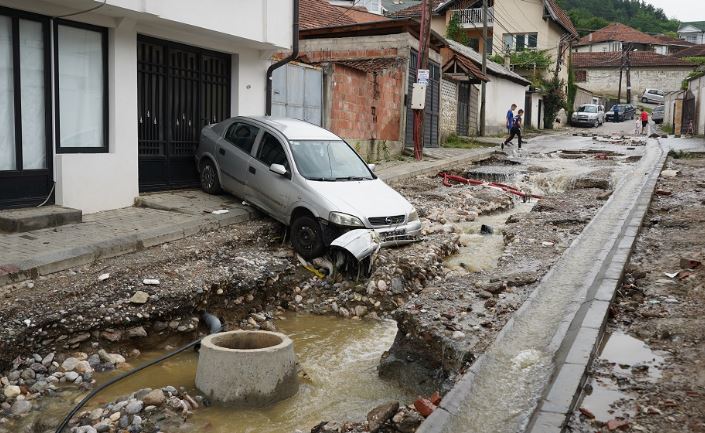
[625,44,632,104]
[479,0,488,136]
[412,0,432,160]
[617,45,625,103]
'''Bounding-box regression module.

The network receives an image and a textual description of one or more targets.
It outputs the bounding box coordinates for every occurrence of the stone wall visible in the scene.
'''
[576,67,693,101]
[440,79,458,142]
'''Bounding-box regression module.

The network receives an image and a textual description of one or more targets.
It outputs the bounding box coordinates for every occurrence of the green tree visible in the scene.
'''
[446,13,470,45]
[541,76,566,130]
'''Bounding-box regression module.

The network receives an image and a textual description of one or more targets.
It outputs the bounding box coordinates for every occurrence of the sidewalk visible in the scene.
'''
[0,147,496,286]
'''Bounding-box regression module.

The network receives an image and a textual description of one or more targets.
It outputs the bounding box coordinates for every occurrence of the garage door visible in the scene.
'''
[271,63,322,126]
[405,50,440,148]
[137,36,231,191]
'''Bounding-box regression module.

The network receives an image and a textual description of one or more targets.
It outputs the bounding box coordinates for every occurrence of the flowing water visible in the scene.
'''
[13,315,413,433]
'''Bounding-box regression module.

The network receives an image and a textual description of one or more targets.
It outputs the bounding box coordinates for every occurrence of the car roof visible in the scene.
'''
[240,116,341,141]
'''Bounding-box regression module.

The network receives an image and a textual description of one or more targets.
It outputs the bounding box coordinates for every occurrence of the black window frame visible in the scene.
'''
[224,121,260,155]
[255,131,290,173]
[0,6,52,175]
[53,18,109,154]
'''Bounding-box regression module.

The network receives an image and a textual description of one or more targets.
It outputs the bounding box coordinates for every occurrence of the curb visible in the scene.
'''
[525,140,669,432]
[1,149,494,287]
[416,140,667,433]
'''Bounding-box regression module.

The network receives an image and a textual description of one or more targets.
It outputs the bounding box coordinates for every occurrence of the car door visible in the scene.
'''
[217,121,261,197]
[247,131,295,221]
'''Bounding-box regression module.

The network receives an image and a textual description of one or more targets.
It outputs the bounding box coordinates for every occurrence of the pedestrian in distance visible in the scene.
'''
[640,109,649,135]
[634,110,641,135]
[502,109,523,151]
[506,104,517,134]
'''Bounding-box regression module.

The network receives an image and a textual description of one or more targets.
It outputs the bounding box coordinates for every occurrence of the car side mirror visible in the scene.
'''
[368,163,376,172]
[270,163,287,176]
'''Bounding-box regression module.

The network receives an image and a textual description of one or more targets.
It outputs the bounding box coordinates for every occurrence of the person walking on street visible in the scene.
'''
[506,104,517,134]
[640,109,649,135]
[502,109,523,150]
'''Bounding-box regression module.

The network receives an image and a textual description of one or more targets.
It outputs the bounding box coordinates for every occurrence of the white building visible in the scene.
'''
[0,0,293,213]
[678,22,705,45]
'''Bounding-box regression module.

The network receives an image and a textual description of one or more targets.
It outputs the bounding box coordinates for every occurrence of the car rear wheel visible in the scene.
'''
[291,215,325,259]
[641,97,648,103]
[200,159,221,194]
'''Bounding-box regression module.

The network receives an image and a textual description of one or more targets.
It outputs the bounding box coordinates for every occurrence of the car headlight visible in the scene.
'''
[408,209,419,222]
[571,113,577,118]
[329,212,364,227]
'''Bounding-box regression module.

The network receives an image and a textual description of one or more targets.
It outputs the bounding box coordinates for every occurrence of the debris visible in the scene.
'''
[664,271,679,278]
[430,391,442,406]
[211,209,229,215]
[480,224,494,235]
[680,257,701,269]
[413,397,436,418]
[542,241,554,247]
[296,255,325,279]
[98,273,110,281]
[607,419,630,430]
[143,278,160,285]
[329,229,381,280]
[579,407,595,419]
[129,291,150,304]
[661,169,679,178]
[655,189,672,196]
[367,401,399,433]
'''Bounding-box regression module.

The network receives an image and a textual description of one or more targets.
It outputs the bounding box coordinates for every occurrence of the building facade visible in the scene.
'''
[678,22,705,45]
[0,0,292,212]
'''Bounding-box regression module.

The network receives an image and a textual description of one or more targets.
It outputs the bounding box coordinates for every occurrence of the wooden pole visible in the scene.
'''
[479,0,488,136]
[413,0,433,160]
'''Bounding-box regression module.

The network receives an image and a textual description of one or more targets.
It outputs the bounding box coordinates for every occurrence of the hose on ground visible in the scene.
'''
[54,312,222,433]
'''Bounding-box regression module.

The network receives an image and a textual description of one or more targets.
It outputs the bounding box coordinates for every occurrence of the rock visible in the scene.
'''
[480,224,493,235]
[3,386,20,399]
[142,389,166,406]
[367,401,399,433]
[87,354,101,367]
[98,349,117,364]
[452,331,465,340]
[414,398,436,417]
[89,408,103,421]
[125,399,143,415]
[129,291,150,304]
[393,410,424,433]
[162,386,177,395]
[74,361,93,374]
[142,279,160,285]
[430,391,441,406]
[61,357,80,371]
[109,412,121,422]
[126,327,147,338]
[661,169,678,178]
[606,419,629,431]
[655,189,672,196]
[579,407,595,419]
[119,415,130,429]
[377,280,388,291]
[354,305,368,317]
[41,353,55,366]
[64,371,79,382]
[76,426,97,433]
[294,295,303,303]
[133,388,152,400]
[20,369,35,380]
[390,278,404,294]
[680,257,701,269]
[10,399,32,415]
[95,423,110,433]
[67,333,91,345]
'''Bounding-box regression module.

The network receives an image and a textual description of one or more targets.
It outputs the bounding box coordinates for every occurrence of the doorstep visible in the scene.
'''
[0,205,82,233]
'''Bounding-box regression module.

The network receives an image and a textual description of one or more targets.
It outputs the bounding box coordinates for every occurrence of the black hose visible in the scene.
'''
[54,312,223,433]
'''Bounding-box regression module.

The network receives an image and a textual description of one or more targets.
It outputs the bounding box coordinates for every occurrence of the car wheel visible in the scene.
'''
[593,119,599,128]
[291,215,325,259]
[641,97,648,103]
[200,159,221,194]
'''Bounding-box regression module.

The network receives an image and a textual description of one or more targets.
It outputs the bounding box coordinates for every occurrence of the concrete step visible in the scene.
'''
[0,206,82,233]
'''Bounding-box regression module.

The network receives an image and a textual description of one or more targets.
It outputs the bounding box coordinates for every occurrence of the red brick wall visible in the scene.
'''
[328,63,403,142]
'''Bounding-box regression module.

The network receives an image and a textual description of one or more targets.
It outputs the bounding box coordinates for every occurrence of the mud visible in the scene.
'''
[568,155,705,432]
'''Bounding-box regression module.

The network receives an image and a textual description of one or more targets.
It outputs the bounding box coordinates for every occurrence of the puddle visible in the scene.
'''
[600,331,664,380]
[580,378,635,423]
[11,315,413,433]
[446,200,535,272]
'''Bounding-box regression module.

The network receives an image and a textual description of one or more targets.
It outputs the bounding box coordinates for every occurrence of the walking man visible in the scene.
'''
[506,104,517,134]
[502,109,523,150]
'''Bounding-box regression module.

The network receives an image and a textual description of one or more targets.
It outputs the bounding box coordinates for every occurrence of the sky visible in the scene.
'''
[643,0,703,22]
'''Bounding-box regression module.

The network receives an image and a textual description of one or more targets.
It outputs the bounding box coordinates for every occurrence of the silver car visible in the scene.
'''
[652,105,665,124]
[571,104,605,127]
[641,89,664,104]
[195,116,421,258]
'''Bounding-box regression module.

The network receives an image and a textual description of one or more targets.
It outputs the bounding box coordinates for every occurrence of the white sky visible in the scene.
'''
[643,0,703,22]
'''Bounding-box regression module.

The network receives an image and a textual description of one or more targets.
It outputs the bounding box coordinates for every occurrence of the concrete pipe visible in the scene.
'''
[195,330,298,406]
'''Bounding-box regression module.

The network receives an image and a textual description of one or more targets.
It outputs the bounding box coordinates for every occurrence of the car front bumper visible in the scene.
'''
[571,118,598,125]
[374,220,423,246]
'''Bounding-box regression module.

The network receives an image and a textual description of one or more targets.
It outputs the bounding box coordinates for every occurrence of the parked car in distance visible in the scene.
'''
[195,116,421,259]
[605,104,636,122]
[652,104,665,124]
[641,89,664,104]
[571,104,605,127]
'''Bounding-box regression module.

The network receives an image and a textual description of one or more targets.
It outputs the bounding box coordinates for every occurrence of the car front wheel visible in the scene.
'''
[291,215,325,259]
[200,159,221,194]
[641,97,648,103]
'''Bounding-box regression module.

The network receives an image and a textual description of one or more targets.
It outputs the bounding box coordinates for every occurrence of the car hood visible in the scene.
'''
[305,178,413,221]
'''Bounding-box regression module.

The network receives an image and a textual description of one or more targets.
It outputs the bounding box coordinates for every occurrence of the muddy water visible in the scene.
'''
[446,200,535,272]
[17,315,413,433]
[439,142,663,433]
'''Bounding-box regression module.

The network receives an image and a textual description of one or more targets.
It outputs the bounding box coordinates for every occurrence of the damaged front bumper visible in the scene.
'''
[375,219,423,246]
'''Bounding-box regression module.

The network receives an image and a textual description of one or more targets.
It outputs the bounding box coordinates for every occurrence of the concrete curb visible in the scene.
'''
[525,140,669,432]
[1,149,495,286]
[416,140,667,433]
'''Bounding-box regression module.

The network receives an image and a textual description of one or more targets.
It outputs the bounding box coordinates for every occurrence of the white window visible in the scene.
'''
[55,21,107,153]
[503,33,538,52]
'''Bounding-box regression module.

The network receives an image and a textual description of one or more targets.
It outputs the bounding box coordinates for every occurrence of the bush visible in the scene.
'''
[541,76,566,130]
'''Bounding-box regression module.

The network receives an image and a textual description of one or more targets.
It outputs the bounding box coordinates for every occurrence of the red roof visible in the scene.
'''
[443,52,489,81]
[653,34,694,47]
[300,0,357,30]
[332,5,389,24]
[572,51,695,68]
[576,23,662,46]
[673,44,705,58]
[545,0,577,37]
[389,0,443,18]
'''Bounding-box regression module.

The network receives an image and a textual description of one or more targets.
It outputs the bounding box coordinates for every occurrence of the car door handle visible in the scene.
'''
[218,148,225,156]
[249,166,256,174]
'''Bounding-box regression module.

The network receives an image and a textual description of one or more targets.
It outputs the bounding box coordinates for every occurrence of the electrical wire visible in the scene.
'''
[54,0,107,19]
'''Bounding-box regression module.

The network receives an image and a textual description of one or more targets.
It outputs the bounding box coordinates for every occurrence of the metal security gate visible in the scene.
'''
[405,50,440,148]
[137,36,230,191]
[457,82,470,136]
[682,90,696,135]
[271,63,322,125]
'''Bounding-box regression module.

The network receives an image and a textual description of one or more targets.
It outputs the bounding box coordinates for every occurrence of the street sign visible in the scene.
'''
[417,69,429,84]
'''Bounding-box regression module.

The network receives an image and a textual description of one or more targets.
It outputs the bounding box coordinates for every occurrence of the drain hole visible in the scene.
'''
[211,332,282,350]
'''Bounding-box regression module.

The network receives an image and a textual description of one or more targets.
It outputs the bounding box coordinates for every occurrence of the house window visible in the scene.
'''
[503,33,538,52]
[54,20,108,153]
[468,38,480,51]
[575,70,587,82]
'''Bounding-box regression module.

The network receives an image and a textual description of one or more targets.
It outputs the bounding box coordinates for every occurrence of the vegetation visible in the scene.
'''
[556,0,680,36]
[540,76,567,130]
[683,57,705,66]
[682,70,705,90]
[446,13,470,45]
[489,50,553,70]
[443,134,496,149]
[662,124,674,134]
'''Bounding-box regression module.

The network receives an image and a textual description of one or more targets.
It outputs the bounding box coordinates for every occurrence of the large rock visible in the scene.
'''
[367,401,399,433]
[124,399,143,415]
[74,361,93,374]
[11,399,32,415]
[126,327,148,338]
[61,357,80,371]
[142,389,166,406]
[3,385,20,399]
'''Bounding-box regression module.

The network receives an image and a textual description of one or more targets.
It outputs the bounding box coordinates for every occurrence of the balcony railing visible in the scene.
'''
[451,8,494,27]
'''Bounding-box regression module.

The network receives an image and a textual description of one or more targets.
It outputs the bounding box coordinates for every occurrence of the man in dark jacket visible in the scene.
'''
[502,109,523,150]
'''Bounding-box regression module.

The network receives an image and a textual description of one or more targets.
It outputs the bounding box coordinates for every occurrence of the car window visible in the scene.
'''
[256,132,289,171]
[225,122,259,154]
[289,140,373,181]
[578,105,597,113]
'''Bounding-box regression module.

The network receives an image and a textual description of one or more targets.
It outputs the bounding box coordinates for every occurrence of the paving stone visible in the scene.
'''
[582,300,611,330]
[565,327,600,366]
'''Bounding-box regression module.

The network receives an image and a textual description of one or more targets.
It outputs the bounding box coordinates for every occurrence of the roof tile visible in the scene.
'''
[576,23,662,46]
[572,51,695,68]
[300,0,357,30]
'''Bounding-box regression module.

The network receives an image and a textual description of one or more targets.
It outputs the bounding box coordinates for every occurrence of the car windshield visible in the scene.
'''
[289,140,374,181]
[578,105,597,113]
